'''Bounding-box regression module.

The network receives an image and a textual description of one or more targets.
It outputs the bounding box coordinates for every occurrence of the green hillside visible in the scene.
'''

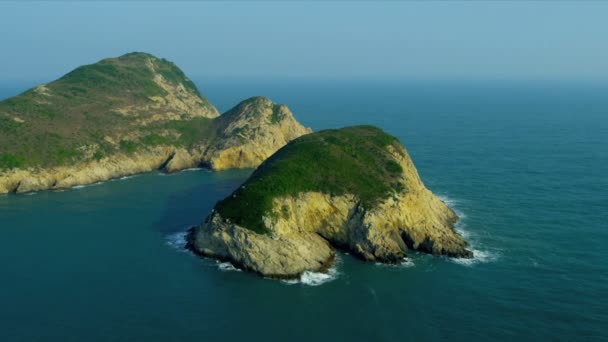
[0,52,217,169]
[215,125,407,233]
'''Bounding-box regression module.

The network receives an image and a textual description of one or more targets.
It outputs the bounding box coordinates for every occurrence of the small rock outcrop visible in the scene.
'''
[188,126,472,278]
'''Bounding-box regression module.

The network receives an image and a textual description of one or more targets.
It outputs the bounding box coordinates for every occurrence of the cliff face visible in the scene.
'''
[189,126,472,278]
[203,97,313,170]
[0,53,311,194]
[0,148,174,194]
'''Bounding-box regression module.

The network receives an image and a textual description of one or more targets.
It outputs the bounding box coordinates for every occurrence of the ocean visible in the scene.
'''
[1,79,606,341]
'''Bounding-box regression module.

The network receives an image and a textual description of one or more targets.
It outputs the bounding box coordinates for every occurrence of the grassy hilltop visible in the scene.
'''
[0,52,218,169]
[215,125,408,233]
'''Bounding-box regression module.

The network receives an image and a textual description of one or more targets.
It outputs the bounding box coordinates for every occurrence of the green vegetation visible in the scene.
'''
[0,154,26,169]
[270,104,281,124]
[215,126,407,234]
[0,52,217,170]
[0,116,23,133]
[93,151,105,161]
[157,58,201,95]
[119,140,138,154]
[52,147,81,165]
[140,133,171,146]
[158,117,214,146]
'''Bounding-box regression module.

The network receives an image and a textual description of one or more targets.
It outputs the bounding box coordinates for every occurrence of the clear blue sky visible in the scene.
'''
[1,1,607,82]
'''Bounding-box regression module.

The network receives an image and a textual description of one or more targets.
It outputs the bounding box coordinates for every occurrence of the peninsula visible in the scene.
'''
[188,126,473,278]
[0,52,310,193]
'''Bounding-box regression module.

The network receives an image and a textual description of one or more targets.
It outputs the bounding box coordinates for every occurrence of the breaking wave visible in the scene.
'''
[218,262,241,272]
[165,231,189,252]
[281,256,341,286]
[375,257,415,268]
[438,194,499,266]
[450,248,499,266]
[182,167,205,172]
[72,181,103,189]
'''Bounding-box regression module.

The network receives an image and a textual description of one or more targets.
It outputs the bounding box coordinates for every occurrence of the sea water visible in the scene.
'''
[1,80,606,341]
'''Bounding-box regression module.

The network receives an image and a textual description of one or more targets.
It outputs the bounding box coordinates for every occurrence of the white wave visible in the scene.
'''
[375,257,415,268]
[281,258,340,286]
[299,269,337,286]
[450,248,499,266]
[119,175,135,180]
[165,231,188,251]
[437,194,467,218]
[182,167,204,172]
[160,168,206,176]
[218,262,241,272]
[281,271,337,286]
[438,194,500,267]
[437,194,460,207]
[72,181,103,189]
[455,225,473,240]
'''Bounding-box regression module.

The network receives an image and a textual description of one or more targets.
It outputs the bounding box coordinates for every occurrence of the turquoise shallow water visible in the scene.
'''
[1,80,607,341]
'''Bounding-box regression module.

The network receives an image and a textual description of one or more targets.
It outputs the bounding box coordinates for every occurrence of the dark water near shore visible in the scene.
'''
[1,80,607,341]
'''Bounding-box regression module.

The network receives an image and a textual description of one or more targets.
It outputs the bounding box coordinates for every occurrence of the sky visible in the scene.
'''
[1,1,608,83]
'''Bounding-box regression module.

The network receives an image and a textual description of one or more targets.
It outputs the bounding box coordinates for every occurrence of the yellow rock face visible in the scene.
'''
[204,97,312,170]
[0,147,174,194]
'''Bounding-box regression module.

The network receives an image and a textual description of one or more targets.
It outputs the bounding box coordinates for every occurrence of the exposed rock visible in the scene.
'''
[189,126,472,278]
[203,97,312,170]
[162,148,201,173]
[0,147,174,194]
[188,215,335,278]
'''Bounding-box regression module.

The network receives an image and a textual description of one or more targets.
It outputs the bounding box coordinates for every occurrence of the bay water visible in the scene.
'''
[1,80,606,341]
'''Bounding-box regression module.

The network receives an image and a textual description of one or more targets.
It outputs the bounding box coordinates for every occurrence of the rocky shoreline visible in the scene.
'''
[1,147,185,194]
[185,226,337,280]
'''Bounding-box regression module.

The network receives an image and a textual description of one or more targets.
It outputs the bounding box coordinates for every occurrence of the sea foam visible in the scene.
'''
[281,256,341,286]
[282,267,339,286]
[450,248,499,266]
[72,181,103,189]
[165,231,189,251]
[439,194,499,266]
[375,257,415,268]
[218,262,241,272]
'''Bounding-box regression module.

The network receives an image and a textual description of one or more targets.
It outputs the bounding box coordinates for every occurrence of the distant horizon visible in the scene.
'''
[3,72,608,104]
[2,2,608,82]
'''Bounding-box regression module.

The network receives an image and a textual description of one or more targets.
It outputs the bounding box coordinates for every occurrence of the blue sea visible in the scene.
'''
[1,80,606,341]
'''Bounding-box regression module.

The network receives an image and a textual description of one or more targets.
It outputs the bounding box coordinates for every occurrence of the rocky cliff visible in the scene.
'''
[188,126,472,278]
[202,97,313,170]
[0,53,311,194]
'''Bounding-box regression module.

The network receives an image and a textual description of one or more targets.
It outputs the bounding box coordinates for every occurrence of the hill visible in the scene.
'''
[0,53,310,193]
[188,126,472,278]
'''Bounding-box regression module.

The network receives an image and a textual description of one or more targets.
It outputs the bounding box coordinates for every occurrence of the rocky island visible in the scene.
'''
[188,126,473,278]
[0,52,310,194]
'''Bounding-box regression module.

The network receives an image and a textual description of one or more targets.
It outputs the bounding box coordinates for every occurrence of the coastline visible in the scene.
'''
[0,146,209,195]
